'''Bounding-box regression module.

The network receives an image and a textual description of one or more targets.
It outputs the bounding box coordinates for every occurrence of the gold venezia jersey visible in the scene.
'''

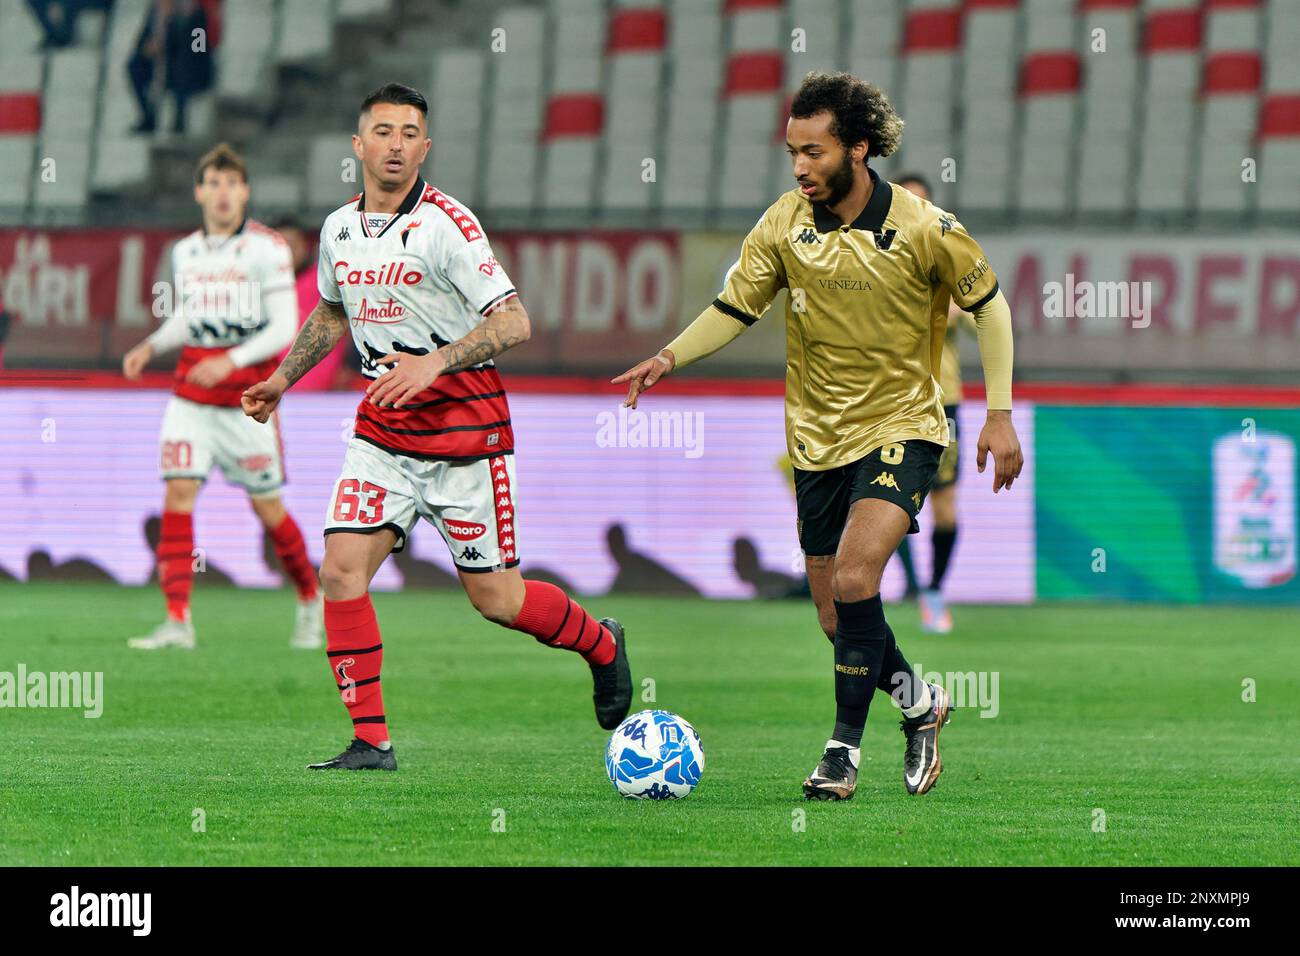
[713,167,999,471]
[939,325,962,405]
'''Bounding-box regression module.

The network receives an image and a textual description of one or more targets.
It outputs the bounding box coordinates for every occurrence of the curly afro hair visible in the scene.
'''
[788,71,904,161]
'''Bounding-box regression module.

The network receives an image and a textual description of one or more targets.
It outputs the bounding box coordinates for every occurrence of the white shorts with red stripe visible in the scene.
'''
[159,396,285,497]
[324,438,519,572]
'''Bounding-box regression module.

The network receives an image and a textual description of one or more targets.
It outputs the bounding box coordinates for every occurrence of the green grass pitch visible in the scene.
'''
[1,581,1296,866]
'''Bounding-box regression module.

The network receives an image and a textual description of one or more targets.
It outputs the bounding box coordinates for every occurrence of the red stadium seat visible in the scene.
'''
[0,94,41,134]
[607,9,667,54]
[1258,94,1300,137]
[1143,9,1203,52]
[723,52,783,95]
[1019,52,1081,96]
[542,94,605,139]
[1202,52,1262,95]
[902,10,962,52]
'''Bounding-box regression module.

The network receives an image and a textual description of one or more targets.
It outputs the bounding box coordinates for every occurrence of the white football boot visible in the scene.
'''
[290,594,324,650]
[128,616,196,650]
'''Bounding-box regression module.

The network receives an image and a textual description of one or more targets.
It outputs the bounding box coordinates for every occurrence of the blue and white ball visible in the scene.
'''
[605,709,705,799]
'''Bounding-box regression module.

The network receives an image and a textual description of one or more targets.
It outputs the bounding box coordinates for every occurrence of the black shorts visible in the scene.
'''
[794,439,944,556]
[933,404,960,490]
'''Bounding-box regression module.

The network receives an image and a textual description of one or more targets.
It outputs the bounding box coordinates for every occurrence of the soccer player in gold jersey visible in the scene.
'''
[615,72,1023,799]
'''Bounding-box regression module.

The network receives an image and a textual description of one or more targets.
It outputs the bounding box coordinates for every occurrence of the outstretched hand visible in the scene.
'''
[611,350,675,409]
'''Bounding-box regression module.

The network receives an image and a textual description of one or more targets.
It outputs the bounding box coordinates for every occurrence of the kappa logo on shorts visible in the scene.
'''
[870,472,900,490]
[912,491,922,510]
[444,519,486,541]
[459,547,485,561]
[239,454,273,472]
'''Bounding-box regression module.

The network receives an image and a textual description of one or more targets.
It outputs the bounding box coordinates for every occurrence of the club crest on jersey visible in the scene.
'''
[334,260,423,286]
[400,220,421,247]
[873,229,897,250]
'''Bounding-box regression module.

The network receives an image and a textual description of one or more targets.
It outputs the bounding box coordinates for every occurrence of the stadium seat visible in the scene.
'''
[429,49,487,206]
[893,8,961,194]
[306,133,359,212]
[600,6,667,213]
[1077,0,1142,215]
[217,0,276,99]
[483,5,546,213]
[719,50,784,213]
[662,0,724,218]
[33,48,100,210]
[0,135,36,210]
[278,0,335,64]
[541,0,605,215]
[1196,47,1263,215]
[1257,94,1300,214]
[1136,5,1204,215]
[1016,52,1081,216]
[957,0,1019,212]
[0,0,44,57]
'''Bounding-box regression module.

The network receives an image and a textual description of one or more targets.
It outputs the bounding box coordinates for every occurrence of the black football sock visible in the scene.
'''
[896,537,919,593]
[931,526,957,590]
[831,595,889,748]
[877,622,925,711]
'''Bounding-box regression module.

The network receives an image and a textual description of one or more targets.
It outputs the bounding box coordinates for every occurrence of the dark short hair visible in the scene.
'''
[359,82,429,120]
[896,172,933,197]
[194,142,247,185]
[789,71,904,160]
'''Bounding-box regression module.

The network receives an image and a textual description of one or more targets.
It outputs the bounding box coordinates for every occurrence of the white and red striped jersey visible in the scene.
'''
[317,178,518,461]
[148,218,298,407]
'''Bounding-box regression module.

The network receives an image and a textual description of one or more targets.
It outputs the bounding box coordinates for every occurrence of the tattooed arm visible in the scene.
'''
[276,298,351,387]
[366,297,531,409]
[437,297,531,374]
[241,298,350,422]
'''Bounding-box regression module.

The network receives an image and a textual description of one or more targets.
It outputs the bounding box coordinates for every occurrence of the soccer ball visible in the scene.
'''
[605,709,705,799]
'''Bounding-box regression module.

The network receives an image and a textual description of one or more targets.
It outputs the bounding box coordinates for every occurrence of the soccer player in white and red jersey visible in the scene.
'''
[241,84,632,771]
[122,144,323,651]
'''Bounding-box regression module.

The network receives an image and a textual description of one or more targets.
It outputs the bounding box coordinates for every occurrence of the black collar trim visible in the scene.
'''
[811,166,893,234]
[358,177,425,216]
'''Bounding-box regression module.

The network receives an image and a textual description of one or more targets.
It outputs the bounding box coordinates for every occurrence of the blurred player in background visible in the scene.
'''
[617,72,1022,800]
[121,144,323,651]
[242,84,632,771]
[895,173,978,634]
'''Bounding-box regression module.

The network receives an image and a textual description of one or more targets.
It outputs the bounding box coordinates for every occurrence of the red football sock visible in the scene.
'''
[157,510,194,622]
[270,513,318,601]
[325,594,388,745]
[509,579,616,666]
